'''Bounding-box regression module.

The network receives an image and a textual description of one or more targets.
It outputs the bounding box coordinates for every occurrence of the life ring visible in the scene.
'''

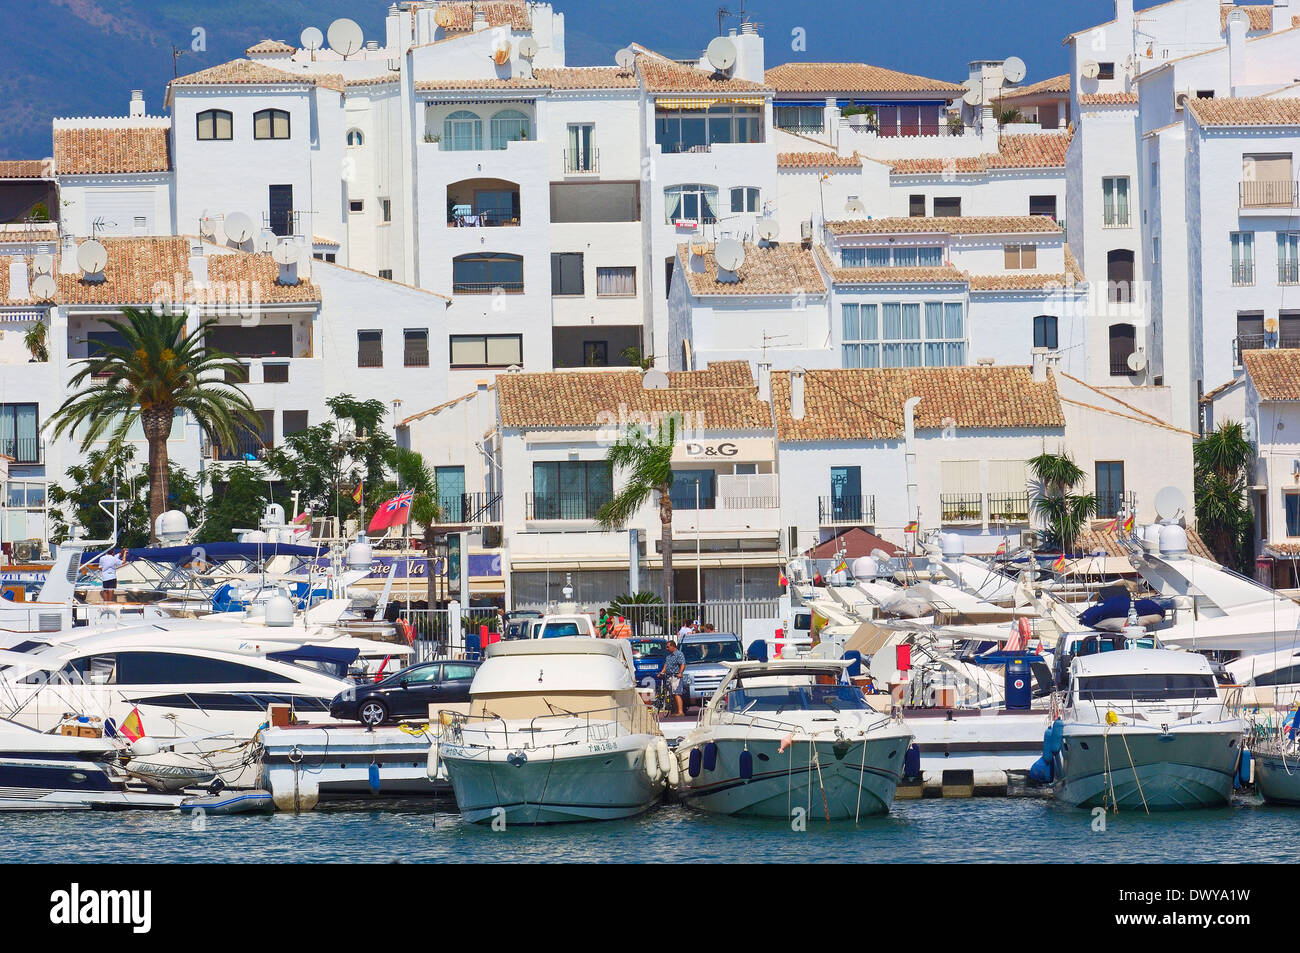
[1017,617,1032,641]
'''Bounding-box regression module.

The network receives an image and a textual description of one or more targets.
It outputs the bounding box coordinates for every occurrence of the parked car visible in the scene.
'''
[504,610,543,640]
[329,659,482,727]
[679,631,744,706]
[629,636,670,688]
[528,614,597,638]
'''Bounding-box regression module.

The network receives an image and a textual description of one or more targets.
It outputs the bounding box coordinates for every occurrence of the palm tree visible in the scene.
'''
[23,320,48,362]
[1194,421,1253,569]
[598,416,679,607]
[1029,451,1097,554]
[45,307,260,538]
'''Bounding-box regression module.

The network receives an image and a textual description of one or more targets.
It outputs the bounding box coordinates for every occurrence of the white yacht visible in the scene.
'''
[1051,647,1246,811]
[674,659,913,819]
[436,638,666,824]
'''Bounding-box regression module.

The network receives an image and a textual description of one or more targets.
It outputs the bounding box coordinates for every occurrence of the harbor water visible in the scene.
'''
[3,797,1297,864]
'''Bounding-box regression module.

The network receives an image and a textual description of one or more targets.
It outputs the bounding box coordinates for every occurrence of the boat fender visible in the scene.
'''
[702,741,718,772]
[644,741,661,782]
[688,747,703,778]
[1029,756,1053,784]
[1236,749,1252,789]
[427,742,441,781]
[902,743,922,781]
[656,738,678,786]
[1044,719,1064,756]
[130,737,161,758]
[368,762,381,795]
[738,748,754,781]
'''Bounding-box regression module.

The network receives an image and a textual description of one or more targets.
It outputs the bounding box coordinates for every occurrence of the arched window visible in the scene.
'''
[1109,323,1136,376]
[443,110,483,151]
[489,109,530,149]
[346,129,364,147]
[1107,249,1134,303]
[196,109,233,141]
[452,252,523,293]
[1033,315,1059,349]
[254,109,291,140]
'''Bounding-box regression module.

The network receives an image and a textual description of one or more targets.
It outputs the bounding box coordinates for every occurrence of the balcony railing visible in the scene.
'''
[434,492,502,525]
[987,492,1031,524]
[0,436,42,465]
[263,209,302,238]
[1230,262,1255,286]
[669,495,781,512]
[1095,490,1135,521]
[563,149,599,173]
[357,348,383,368]
[1280,262,1300,285]
[775,122,826,135]
[1110,358,1140,376]
[1240,180,1299,209]
[525,492,609,521]
[817,495,876,526]
[452,281,524,295]
[940,493,983,524]
[1234,332,1300,365]
[447,208,519,227]
[214,431,267,462]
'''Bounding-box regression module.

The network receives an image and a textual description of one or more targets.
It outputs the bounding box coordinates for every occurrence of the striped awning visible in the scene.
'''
[656,96,766,109]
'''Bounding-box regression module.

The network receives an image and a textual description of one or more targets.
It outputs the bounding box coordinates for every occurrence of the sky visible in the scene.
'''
[0,0,1160,158]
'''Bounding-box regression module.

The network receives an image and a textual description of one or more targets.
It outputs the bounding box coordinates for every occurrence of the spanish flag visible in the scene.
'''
[351,482,364,505]
[1122,513,1135,534]
[1052,553,1066,573]
[1107,515,1120,532]
[996,540,1007,556]
[120,707,145,742]
[905,520,919,533]
[832,558,848,575]
[778,572,789,587]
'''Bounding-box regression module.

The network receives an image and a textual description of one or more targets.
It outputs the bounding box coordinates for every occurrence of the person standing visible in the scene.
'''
[97,548,127,604]
[658,640,687,717]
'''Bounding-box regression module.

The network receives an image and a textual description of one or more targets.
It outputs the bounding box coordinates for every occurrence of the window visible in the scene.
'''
[596,266,636,296]
[206,324,293,358]
[357,330,383,368]
[1287,493,1300,537]
[842,301,964,368]
[670,470,717,510]
[1107,249,1134,302]
[253,108,290,140]
[268,184,294,237]
[313,252,337,263]
[1004,244,1038,269]
[843,246,939,268]
[1095,462,1125,518]
[80,651,295,685]
[1279,232,1300,285]
[133,216,147,235]
[489,109,530,149]
[449,334,523,368]
[1282,312,1300,346]
[1108,323,1136,375]
[874,103,943,137]
[283,411,309,436]
[654,102,762,152]
[1151,236,1159,263]
[730,186,760,213]
[909,194,926,217]
[531,461,613,519]
[378,269,393,280]
[829,465,864,522]
[262,363,289,383]
[583,341,608,366]
[1033,315,1059,349]
[1029,195,1057,219]
[346,129,364,147]
[443,110,483,151]
[1236,311,1265,356]
[436,466,465,521]
[774,104,823,134]
[196,109,233,141]
[933,196,961,217]
[0,404,39,463]
[1197,90,1214,99]
[551,252,585,295]
[381,199,392,223]
[349,200,364,213]
[1102,177,1130,226]
[550,182,640,223]
[1242,153,1295,208]
[665,257,675,299]
[1227,232,1254,285]
[452,252,523,293]
[664,183,719,224]
[404,329,429,367]
[1097,62,1115,80]
[566,123,596,172]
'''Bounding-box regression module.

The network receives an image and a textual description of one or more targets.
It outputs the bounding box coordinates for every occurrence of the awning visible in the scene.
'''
[266,646,361,668]
[655,96,766,109]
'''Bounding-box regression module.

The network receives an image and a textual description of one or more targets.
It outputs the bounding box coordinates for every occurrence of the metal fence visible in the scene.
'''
[609,600,781,639]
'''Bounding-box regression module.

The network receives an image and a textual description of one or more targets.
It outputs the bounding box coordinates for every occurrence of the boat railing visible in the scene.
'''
[707,704,899,738]
[439,702,659,751]
[1074,686,1226,727]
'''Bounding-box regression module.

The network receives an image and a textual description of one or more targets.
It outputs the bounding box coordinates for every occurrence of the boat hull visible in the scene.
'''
[677,733,910,819]
[1253,750,1300,806]
[1054,725,1242,811]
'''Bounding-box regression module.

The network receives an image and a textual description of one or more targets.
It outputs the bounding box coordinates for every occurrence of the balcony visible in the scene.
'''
[446,178,520,228]
[213,430,268,462]
[451,281,524,295]
[0,436,43,465]
[818,495,876,527]
[987,492,1031,524]
[940,493,983,524]
[433,492,502,526]
[263,209,302,238]
[1234,332,1300,366]
[525,492,608,521]
[672,495,781,534]
[1230,262,1255,286]
[563,149,599,174]
[1095,490,1136,521]
[1240,180,1299,210]
[1281,262,1300,285]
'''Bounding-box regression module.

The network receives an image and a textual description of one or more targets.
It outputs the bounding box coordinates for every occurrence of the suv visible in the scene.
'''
[678,631,744,707]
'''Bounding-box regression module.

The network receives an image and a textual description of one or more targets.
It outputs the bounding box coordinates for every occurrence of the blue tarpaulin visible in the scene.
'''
[80,542,327,565]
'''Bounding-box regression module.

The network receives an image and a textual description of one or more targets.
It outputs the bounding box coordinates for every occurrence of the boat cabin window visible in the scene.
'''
[1251,663,1300,687]
[682,639,743,663]
[725,683,867,713]
[1070,634,1153,657]
[58,651,295,685]
[1075,673,1217,702]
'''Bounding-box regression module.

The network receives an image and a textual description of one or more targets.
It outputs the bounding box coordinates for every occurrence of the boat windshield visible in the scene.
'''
[1076,673,1217,702]
[724,683,868,713]
[683,640,743,663]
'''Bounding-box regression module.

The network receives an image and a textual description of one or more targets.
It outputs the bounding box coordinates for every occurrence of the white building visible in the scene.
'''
[1241,349,1300,584]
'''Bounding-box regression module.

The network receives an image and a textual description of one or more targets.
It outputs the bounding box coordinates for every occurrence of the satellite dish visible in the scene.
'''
[869,645,901,685]
[1081,60,1101,80]
[434,6,456,28]
[1003,56,1027,84]
[200,214,218,238]
[1127,350,1147,372]
[223,211,254,244]
[706,36,737,73]
[518,37,539,59]
[300,27,324,52]
[32,253,54,275]
[1154,486,1187,523]
[256,229,276,253]
[1265,317,1279,333]
[492,43,512,66]
[327,18,365,58]
[76,239,108,275]
[615,47,637,71]
[962,80,982,106]
[642,368,670,390]
[756,218,779,241]
[272,241,299,265]
[715,238,746,272]
[844,198,866,215]
[31,274,57,299]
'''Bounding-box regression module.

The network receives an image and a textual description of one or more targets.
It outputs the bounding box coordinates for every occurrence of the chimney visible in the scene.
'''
[1031,347,1058,382]
[7,257,29,301]
[789,367,806,420]
[1227,9,1249,94]
[756,361,771,403]
[1274,0,1292,34]
[1115,0,1134,26]
[188,239,208,289]
[472,9,488,31]
[60,234,78,275]
[129,90,145,118]
[732,21,765,84]
[278,260,299,286]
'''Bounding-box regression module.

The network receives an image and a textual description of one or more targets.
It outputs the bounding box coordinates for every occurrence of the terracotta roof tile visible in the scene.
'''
[776,151,862,168]
[0,225,58,243]
[1220,4,1274,31]
[633,46,771,94]
[53,127,171,175]
[245,39,296,55]
[171,59,330,90]
[1078,91,1139,106]
[416,77,547,91]
[1187,95,1300,126]
[0,159,53,179]
[497,367,772,430]
[826,215,1062,236]
[1077,525,1214,560]
[1000,74,1070,101]
[771,366,1064,441]
[678,242,827,296]
[426,1,531,32]
[765,62,964,94]
[534,66,638,89]
[890,131,1071,174]
[1243,349,1300,400]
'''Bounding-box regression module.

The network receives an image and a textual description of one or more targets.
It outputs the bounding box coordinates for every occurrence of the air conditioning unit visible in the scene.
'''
[1174,90,1191,112]
[13,539,42,563]
[1020,531,1039,550]
[481,526,503,549]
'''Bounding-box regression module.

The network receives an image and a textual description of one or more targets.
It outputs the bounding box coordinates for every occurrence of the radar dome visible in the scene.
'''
[264,594,295,627]
[1158,524,1188,557]
[347,535,373,569]
[940,533,965,560]
[852,556,878,580]
[154,510,189,543]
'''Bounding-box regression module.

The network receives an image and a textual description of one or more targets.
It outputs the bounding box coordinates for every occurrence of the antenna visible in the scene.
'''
[223,211,254,244]
[518,37,539,59]
[642,368,670,390]
[300,27,324,57]
[32,253,54,275]
[706,36,737,74]
[1126,350,1147,373]
[518,61,534,80]
[256,229,276,253]
[962,79,982,106]
[76,239,109,276]
[844,197,866,215]
[492,40,512,66]
[434,5,456,29]
[327,18,365,58]
[615,47,636,71]
[1002,56,1026,85]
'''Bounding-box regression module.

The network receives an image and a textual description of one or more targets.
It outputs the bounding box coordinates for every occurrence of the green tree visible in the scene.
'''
[22,320,47,362]
[598,417,678,606]
[48,444,200,547]
[196,463,274,544]
[44,307,259,539]
[1193,421,1254,570]
[384,447,441,606]
[1029,451,1097,553]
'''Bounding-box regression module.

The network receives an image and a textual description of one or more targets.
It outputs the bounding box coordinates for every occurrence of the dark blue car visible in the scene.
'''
[629,636,670,688]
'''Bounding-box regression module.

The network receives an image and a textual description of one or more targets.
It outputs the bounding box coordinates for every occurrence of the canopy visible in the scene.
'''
[81,542,326,565]
[266,646,360,667]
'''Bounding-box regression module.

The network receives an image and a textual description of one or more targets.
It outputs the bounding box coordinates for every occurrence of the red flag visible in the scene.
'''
[368,490,414,533]
[120,707,145,742]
